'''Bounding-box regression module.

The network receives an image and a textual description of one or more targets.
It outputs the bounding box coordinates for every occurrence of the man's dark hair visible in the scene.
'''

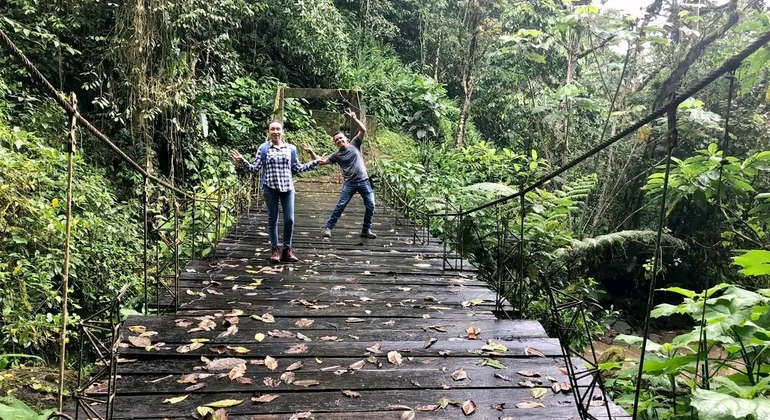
[268,119,283,128]
[333,131,345,138]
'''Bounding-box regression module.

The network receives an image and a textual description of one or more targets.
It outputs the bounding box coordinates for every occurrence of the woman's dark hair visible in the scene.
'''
[268,119,284,128]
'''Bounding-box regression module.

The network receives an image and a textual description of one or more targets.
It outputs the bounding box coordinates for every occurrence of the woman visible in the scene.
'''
[232,120,321,263]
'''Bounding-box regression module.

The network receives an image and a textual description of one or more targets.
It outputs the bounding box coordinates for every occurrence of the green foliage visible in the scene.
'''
[0,397,53,420]
[350,45,458,139]
[238,0,351,86]
[0,121,143,352]
[733,250,770,277]
[606,282,770,419]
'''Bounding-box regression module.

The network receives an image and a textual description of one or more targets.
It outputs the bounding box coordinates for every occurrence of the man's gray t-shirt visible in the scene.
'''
[329,135,369,183]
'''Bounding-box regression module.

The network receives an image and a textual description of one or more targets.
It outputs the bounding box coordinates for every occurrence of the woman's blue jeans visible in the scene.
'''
[262,187,295,249]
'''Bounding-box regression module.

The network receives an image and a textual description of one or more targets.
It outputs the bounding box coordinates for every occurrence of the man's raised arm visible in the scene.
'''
[347,109,367,140]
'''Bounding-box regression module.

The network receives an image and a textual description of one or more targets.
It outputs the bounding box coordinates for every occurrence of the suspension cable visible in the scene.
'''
[694,71,736,396]
[632,90,679,419]
[0,28,189,198]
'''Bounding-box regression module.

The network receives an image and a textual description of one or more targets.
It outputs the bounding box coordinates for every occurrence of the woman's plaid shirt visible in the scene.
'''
[242,142,317,192]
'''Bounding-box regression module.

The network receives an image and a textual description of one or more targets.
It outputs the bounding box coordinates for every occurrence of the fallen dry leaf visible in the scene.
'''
[178,372,213,384]
[268,329,294,338]
[465,325,481,340]
[366,343,382,354]
[462,400,476,415]
[289,412,313,420]
[295,318,314,327]
[556,366,569,375]
[128,336,151,348]
[451,368,468,381]
[263,377,281,387]
[387,351,403,366]
[293,379,320,387]
[265,356,278,371]
[516,401,545,409]
[417,404,439,411]
[346,317,365,323]
[251,394,279,403]
[235,377,253,384]
[205,399,243,408]
[518,370,541,377]
[342,390,361,398]
[285,361,304,371]
[400,410,415,420]
[491,403,505,411]
[280,372,295,384]
[163,394,188,404]
[185,382,206,392]
[206,358,248,371]
[227,363,246,380]
[285,344,308,354]
[525,346,546,357]
[216,325,238,339]
[176,342,203,353]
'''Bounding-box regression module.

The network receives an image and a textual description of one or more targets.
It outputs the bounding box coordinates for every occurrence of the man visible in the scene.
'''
[306,109,376,239]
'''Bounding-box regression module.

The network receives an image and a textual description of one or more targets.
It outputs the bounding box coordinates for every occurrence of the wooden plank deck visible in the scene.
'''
[112,179,631,419]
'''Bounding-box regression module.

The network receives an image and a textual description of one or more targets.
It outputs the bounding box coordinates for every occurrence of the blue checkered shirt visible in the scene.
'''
[242,143,317,192]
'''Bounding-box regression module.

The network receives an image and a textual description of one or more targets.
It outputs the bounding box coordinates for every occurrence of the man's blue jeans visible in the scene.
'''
[262,187,295,249]
[326,180,375,230]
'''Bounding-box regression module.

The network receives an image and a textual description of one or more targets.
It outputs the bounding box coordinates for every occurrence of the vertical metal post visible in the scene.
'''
[458,208,464,271]
[518,190,526,319]
[174,195,180,313]
[191,188,197,259]
[58,92,77,413]
[215,181,222,244]
[143,179,148,314]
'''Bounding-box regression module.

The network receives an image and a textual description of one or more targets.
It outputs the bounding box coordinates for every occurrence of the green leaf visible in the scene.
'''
[481,358,507,369]
[734,250,770,277]
[524,52,546,64]
[691,389,770,420]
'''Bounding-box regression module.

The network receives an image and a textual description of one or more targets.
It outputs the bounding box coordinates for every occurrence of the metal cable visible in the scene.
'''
[632,91,678,419]
[694,71,736,398]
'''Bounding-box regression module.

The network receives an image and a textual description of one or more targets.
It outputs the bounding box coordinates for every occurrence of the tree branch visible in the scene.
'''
[653,0,739,109]
[576,34,616,60]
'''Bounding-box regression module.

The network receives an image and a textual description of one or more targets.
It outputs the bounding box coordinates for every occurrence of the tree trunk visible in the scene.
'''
[457,24,478,148]
[457,72,473,148]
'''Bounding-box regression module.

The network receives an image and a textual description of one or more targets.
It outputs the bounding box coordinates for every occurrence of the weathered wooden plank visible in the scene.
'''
[111,388,604,419]
[178,271,479,287]
[113,357,588,393]
[123,317,548,342]
[283,88,360,99]
[175,284,496,307]
[118,336,560,359]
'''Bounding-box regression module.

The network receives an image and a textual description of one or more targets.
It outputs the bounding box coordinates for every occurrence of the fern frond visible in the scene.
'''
[554,230,687,259]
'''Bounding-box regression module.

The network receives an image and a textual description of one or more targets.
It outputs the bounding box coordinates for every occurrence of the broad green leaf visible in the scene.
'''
[734,250,770,276]
[690,389,770,420]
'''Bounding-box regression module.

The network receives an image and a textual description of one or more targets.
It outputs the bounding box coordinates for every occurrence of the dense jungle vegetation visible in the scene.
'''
[2,0,770,418]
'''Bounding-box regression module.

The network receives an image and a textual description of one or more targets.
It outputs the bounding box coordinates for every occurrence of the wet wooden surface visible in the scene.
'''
[112,179,630,419]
